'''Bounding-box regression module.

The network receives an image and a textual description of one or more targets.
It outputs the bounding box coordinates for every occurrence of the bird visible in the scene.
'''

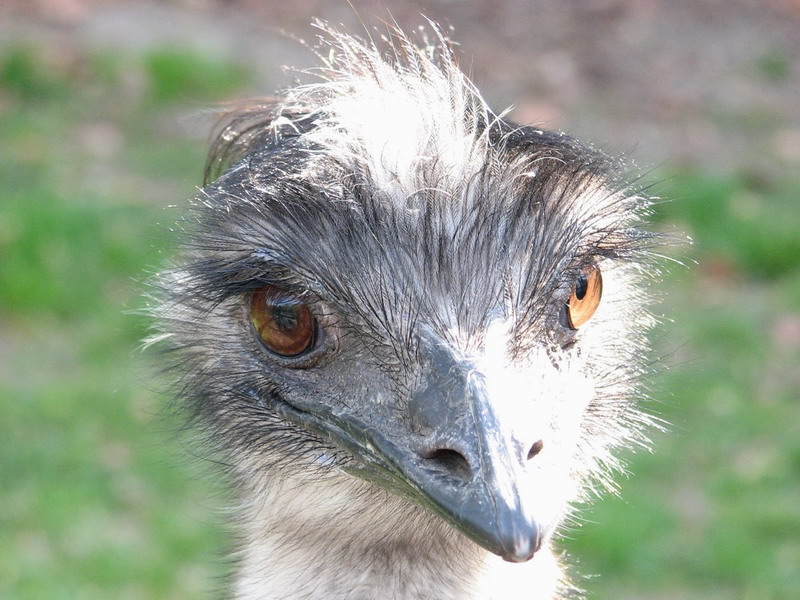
[151,22,661,600]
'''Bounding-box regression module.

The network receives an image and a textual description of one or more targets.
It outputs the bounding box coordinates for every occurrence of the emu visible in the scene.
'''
[153,24,659,600]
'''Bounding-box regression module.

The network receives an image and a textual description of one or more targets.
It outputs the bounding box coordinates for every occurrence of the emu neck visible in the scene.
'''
[233,471,564,600]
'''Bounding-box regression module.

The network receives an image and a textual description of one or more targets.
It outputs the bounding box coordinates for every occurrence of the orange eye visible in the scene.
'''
[566,265,602,329]
[250,286,316,357]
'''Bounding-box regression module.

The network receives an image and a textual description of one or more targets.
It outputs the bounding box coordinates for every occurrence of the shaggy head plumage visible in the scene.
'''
[152,22,662,599]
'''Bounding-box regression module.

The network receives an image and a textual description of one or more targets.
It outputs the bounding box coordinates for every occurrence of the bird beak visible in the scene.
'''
[397,340,543,562]
[270,340,543,563]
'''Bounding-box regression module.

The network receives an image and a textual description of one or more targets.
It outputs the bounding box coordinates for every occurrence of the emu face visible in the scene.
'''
[156,26,655,576]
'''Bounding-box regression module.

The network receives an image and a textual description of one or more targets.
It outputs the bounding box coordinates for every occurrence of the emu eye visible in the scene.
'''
[250,286,316,357]
[566,265,603,329]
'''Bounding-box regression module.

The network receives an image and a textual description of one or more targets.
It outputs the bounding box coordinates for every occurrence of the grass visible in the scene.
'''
[1,41,798,599]
[0,44,228,599]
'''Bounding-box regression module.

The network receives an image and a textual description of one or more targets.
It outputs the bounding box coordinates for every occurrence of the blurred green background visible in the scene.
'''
[1,2,799,599]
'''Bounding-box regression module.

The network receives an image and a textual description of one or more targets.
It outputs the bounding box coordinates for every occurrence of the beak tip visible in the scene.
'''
[498,527,543,563]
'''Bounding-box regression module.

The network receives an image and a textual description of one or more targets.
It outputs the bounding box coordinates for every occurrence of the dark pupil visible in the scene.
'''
[574,274,588,300]
[271,303,299,330]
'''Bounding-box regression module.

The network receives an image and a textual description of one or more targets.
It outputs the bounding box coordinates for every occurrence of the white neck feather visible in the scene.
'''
[232,470,565,600]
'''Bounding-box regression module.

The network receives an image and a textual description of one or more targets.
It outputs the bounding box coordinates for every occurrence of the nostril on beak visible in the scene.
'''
[527,440,544,460]
[424,448,472,481]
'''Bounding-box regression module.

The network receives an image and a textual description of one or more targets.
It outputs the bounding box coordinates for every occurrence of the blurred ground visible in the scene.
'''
[1,1,799,599]
[3,0,800,176]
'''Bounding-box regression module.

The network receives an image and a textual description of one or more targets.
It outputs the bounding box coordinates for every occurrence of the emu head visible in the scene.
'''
[156,26,656,565]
